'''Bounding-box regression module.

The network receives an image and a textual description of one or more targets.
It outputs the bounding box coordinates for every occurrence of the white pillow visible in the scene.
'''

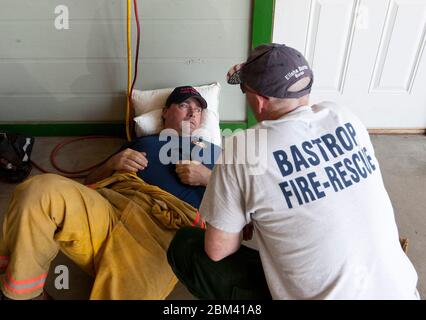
[132,82,222,146]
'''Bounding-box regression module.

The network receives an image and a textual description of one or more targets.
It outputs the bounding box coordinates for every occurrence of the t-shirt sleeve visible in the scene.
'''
[199,162,248,233]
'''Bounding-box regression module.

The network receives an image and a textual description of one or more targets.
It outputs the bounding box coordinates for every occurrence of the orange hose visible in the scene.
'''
[31,136,123,179]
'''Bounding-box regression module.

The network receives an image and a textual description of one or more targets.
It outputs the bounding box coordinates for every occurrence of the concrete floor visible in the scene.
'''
[0,135,425,299]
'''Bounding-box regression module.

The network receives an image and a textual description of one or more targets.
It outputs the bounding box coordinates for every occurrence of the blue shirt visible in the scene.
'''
[118,135,221,209]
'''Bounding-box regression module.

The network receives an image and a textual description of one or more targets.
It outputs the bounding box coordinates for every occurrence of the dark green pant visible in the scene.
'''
[167,227,271,300]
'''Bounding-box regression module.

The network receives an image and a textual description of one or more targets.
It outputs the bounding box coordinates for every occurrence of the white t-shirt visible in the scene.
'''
[200,102,419,300]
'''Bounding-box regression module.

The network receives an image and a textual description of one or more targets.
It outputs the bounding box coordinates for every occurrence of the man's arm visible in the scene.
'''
[84,161,114,185]
[204,224,242,261]
[84,148,148,185]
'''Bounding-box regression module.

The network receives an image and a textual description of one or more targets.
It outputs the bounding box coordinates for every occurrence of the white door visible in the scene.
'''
[273,0,426,129]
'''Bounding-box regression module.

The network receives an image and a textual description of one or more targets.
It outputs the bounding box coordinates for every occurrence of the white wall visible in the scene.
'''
[0,0,251,123]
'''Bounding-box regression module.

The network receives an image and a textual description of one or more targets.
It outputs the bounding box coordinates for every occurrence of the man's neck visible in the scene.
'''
[268,103,309,120]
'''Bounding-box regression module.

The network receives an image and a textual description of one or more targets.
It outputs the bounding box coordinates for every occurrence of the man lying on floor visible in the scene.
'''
[0,86,220,300]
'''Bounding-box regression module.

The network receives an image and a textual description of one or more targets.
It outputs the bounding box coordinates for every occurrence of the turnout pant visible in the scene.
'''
[0,174,118,300]
[167,227,272,300]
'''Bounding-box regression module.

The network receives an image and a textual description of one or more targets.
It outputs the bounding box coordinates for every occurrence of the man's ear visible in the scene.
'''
[162,107,168,120]
[254,94,269,114]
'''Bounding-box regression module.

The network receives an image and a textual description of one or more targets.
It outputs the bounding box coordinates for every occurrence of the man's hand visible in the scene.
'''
[106,148,148,173]
[175,160,211,187]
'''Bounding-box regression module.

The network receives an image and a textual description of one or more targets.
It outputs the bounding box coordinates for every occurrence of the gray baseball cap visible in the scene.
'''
[227,43,314,99]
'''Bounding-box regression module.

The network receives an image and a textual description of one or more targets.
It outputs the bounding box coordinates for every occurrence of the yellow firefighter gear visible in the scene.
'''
[0,172,202,300]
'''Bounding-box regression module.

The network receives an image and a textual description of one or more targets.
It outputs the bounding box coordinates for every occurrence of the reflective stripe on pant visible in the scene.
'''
[167,227,272,300]
[0,174,118,300]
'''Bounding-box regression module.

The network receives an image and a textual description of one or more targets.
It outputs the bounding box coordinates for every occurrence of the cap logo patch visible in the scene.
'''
[285,65,308,81]
[180,87,198,94]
